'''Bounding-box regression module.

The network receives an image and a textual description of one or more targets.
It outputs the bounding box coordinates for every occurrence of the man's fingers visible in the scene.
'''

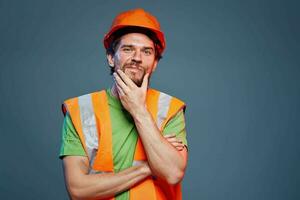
[164,134,182,143]
[176,146,184,151]
[164,134,184,151]
[117,70,135,88]
[164,134,176,138]
[113,72,129,94]
[166,138,182,143]
[165,135,184,147]
[172,143,185,151]
[116,84,125,96]
[170,141,184,146]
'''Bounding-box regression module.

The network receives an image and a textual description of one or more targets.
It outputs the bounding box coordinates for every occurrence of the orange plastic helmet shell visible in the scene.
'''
[103,8,166,56]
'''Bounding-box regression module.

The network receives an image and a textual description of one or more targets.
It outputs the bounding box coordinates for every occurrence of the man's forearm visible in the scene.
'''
[132,106,186,185]
[63,157,151,200]
[112,70,187,184]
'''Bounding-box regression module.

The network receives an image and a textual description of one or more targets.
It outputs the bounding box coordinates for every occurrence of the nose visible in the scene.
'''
[131,49,142,63]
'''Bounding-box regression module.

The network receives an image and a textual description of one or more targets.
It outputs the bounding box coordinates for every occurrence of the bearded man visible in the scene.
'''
[59,8,188,200]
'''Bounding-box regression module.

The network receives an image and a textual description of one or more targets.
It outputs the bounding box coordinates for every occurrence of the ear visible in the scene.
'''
[106,53,114,67]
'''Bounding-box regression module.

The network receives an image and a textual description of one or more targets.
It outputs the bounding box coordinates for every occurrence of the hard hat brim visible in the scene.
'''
[103,25,165,56]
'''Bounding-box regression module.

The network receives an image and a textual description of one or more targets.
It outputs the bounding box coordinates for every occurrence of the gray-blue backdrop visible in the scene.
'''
[0,0,299,199]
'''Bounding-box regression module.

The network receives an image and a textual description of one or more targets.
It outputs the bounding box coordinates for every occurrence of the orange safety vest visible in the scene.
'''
[62,88,186,200]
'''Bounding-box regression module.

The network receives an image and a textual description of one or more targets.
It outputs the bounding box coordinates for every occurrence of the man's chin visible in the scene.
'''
[120,67,147,87]
[124,72,143,86]
[130,77,143,87]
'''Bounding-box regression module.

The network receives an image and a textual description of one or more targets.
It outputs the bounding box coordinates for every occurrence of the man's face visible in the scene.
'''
[107,33,158,87]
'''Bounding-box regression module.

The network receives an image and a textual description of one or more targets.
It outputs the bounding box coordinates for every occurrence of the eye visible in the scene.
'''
[143,49,153,56]
[122,47,133,53]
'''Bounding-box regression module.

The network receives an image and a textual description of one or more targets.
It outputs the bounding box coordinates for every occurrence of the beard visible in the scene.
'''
[120,62,147,87]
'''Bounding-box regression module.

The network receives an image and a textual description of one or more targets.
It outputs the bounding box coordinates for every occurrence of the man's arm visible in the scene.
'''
[60,110,186,199]
[132,107,188,185]
[62,156,151,200]
[114,70,188,185]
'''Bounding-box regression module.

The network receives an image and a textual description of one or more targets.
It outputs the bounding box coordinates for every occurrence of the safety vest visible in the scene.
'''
[62,88,186,200]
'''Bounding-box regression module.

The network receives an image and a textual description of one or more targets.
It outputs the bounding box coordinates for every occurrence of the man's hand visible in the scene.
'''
[164,134,185,151]
[113,69,149,115]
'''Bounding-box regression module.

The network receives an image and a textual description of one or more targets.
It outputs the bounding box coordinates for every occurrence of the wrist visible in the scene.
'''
[139,163,152,176]
[131,105,148,119]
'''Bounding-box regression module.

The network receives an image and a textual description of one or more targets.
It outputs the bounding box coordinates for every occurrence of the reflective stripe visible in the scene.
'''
[78,94,99,164]
[132,160,147,166]
[89,149,97,172]
[89,169,111,174]
[157,92,172,129]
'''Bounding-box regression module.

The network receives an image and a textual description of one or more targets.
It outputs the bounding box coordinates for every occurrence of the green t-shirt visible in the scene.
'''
[59,89,187,199]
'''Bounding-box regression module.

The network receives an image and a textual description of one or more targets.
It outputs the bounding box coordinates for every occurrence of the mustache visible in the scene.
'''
[123,62,143,69]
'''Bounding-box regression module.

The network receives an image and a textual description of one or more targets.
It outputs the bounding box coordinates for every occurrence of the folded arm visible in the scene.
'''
[133,108,188,185]
[62,156,151,200]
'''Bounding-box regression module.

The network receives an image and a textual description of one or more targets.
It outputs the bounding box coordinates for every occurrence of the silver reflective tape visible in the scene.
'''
[132,160,147,166]
[157,92,172,129]
[78,94,99,163]
[89,169,111,174]
[89,149,97,168]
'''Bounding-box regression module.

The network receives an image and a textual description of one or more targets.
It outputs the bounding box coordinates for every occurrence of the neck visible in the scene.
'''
[110,84,120,99]
[110,81,151,99]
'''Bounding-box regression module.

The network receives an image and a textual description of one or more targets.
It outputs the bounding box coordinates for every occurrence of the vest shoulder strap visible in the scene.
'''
[147,88,186,130]
[61,90,114,172]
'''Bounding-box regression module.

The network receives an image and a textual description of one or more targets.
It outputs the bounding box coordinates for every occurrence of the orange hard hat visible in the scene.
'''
[103,8,166,56]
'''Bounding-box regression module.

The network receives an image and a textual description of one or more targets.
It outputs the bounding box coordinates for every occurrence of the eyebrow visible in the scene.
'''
[120,44,154,51]
[120,44,134,48]
[143,47,154,51]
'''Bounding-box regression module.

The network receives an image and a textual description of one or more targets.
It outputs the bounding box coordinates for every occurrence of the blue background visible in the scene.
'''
[0,0,299,199]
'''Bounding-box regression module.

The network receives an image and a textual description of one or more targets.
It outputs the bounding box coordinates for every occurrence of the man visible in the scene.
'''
[59,8,188,200]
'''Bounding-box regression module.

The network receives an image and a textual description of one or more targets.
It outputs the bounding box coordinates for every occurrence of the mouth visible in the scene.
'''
[124,64,142,73]
[126,66,139,70]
